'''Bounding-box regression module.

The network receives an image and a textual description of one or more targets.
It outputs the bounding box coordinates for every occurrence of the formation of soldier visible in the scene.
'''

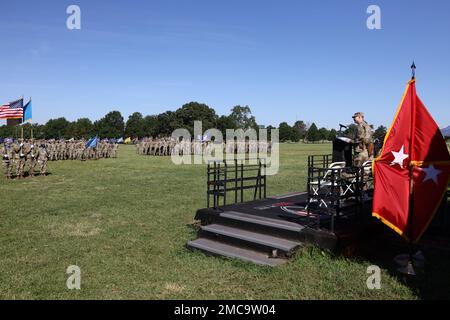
[137,137,176,156]
[1,138,119,180]
[136,137,272,156]
[1,139,49,179]
[44,139,119,161]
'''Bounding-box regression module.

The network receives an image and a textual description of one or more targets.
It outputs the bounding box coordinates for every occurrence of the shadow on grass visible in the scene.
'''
[337,211,450,300]
[7,171,52,179]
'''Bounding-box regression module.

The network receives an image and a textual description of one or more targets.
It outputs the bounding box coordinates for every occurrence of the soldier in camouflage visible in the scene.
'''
[28,143,39,177]
[14,139,27,179]
[37,144,49,176]
[1,141,13,179]
[351,112,373,167]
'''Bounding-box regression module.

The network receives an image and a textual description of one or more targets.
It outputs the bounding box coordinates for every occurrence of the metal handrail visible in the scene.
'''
[207,159,267,209]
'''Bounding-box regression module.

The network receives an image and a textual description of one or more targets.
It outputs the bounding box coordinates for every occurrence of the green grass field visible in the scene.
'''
[0,144,447,299]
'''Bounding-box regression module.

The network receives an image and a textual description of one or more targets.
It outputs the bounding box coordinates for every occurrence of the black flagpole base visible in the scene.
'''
[394,250,425,276]
[397,260,416,276]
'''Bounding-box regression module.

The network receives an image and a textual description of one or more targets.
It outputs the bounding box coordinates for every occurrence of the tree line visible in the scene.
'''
[0,103,258,140]
[277,121,388,143]
[0,101,389,142]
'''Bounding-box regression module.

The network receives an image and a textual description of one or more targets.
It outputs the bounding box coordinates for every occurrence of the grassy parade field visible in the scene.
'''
[1,143,449,300]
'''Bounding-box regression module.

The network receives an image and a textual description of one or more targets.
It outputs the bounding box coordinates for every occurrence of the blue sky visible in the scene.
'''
[1,0,449,129]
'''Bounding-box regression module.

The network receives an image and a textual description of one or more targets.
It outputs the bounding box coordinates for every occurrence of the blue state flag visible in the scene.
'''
[23,99,32,123]
[85,136,98,148]
[85,137,93,148]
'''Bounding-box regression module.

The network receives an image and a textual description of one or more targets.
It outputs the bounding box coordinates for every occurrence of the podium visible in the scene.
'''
[332,137,353,167]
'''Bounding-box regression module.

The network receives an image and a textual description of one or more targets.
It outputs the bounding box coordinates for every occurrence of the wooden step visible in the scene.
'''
[219,211,305,233]
[187,238,286,267]
[201,224,300,253]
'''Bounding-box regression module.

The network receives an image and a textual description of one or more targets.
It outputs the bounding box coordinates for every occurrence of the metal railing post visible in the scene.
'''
[207,162,210,208]
[234,159,238,203]
[223,161,227,206]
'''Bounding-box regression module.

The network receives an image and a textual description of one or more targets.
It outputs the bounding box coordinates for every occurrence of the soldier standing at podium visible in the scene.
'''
[351,112,373,166]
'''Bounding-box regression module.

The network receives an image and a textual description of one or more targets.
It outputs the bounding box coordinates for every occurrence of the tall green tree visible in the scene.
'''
[318,127,330,141]
[328,129,337,140]
[71,118,93,139]
[95,111,124,138]
[373,125,387,142]
[307,123,320,142]
[142,115,159,137]
[290,127,300,142]
[229,105,258,130]
[44,117,70,139]
[0,124,15,138]
[217,115,237,136]
[293,120,308,140]
[125,112,145,138]
[175,102,218,134]
[156,111,181,137]
[279,122,292,142]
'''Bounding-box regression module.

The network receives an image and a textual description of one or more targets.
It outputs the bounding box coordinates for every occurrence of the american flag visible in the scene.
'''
[0,98,24,119]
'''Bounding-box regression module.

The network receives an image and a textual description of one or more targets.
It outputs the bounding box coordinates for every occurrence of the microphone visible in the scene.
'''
[339,124,348,129]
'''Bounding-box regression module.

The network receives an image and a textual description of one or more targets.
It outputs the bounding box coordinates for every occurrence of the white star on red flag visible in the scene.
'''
[390,145,409,168]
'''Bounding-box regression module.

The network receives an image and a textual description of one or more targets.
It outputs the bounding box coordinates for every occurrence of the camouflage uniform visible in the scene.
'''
[67,141,74,160]
[353,113,373,167]
[1,143,13,179]
[28,144,38,177]
[37,145,49,176]
[15,141,27,178]
[112,143,118,158]
[107,143,113,158]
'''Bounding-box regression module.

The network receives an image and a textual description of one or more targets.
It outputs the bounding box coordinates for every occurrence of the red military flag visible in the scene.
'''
[372,78,450,242]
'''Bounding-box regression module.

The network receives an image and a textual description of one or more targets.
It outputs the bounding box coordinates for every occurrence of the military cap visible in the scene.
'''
[352,112,364,118]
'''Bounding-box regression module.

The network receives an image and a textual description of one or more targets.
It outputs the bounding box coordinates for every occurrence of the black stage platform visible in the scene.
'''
[188,157,449,266]
[193,192,373,257]
[190,191,449,266]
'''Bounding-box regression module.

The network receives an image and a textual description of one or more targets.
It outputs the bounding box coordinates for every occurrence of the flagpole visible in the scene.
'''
[406,62,417,275]
[20,95,24,140]
[29,97,33,140]
[20,94,24,139]
[408,62,417,242]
